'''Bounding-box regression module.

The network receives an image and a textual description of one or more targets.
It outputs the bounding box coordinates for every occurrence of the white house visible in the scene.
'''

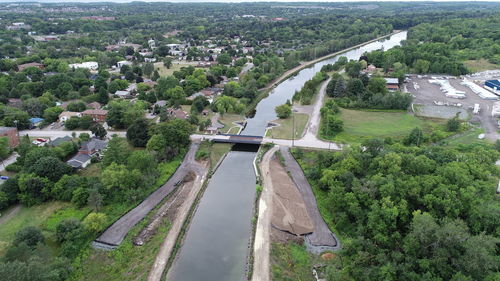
[69,61,99,71]
[117,60,133,69]
[58,111,81,122]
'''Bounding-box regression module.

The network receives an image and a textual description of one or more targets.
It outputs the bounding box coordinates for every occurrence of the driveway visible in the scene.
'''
[0,152,19,172]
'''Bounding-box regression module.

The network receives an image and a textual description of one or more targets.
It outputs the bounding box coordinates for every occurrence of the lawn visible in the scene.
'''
[464,59,500,73]
[196,141,232,169]
[154,61,199,77]
[0,201,70,255]
[266,113,309,140]
[218,114,245,134]
[444,127,488,146]
[327,109,441,144]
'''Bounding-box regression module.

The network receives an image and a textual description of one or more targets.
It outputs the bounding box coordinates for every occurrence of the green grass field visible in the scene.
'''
[464,59,500,73]
[0,201,70,255]
[154,61,199,77]
[328,109,442,143]
[444,127,488,146]
[218,114,245,134]
[266,113,309,140]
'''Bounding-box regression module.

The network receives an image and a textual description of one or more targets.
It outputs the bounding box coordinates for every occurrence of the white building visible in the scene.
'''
[117,60,133,69]
[69,61,99,71]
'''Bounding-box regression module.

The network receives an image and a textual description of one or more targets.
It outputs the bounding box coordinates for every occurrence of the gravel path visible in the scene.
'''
[95,142,204,247]
[147,164,209,281]
[252,146,279,281]
[280,146,340,254]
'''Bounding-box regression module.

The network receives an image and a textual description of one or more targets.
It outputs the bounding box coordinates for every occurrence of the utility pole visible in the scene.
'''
[291,110,295,147]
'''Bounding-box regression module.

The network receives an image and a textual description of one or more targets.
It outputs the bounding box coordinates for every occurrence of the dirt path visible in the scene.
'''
[95,142,204,247]
[280,146,340,254]
[0,204,21,226]
[252,146,279,281]
[147,165,209,281]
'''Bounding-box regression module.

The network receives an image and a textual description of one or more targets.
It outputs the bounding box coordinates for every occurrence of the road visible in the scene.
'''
[94,142,204,247]
[252,146,279,281]
[279,146,340,254]
[0,152,19,172]
[19,129,126,138]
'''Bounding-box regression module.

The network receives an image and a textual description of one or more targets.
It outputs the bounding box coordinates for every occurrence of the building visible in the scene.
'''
[69,62,98,71]
[29,117,44,128]
[485,80,500,95]
[6,22,31,30]
[48,136,72,147]
[117,60,133,69]
[115,90,131,98]
[87,102,102,110]
[0,127,19,148]
[82,109,108,122]
[166,108,189,119]
[58,111,81,122]
[66,137,108,169]
[17,62,44,72]
[384,78,400,91]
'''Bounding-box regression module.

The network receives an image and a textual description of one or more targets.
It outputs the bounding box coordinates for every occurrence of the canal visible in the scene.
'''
[168,31,407,281]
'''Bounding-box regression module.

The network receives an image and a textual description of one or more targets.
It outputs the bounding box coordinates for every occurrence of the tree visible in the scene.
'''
[97,87,109,105]
[414,59,431,73]
[322,115,344,137]
[126,118,150,147]
[148,119,193,160]
[83,212,107,233]
[43,106,63,124]
[217,53,231,65]
[55,219,83,243]
[152,70,160,81]
[90,123,107,139]
[0,137,10,164]
[79,133,90,142]
[102,136,131,166]
[163,57,172,69]
[275,104,292,119]
[13,226,44,249]
[143,62,154,77]
[66,101,86,112]
[64,116,81,130]
[127,150,157,175]
[367,76,388,94]
[333,77,346,97]
[52,174,87,201]
[404,127,424,146]
[29,156,72,182]
[446,116,461,132]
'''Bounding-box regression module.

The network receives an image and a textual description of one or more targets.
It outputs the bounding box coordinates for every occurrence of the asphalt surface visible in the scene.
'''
[95,142,204,246]
[279,146,340,254]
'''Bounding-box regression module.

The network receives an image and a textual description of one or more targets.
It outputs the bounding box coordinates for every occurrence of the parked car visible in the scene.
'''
[0,176,9,180]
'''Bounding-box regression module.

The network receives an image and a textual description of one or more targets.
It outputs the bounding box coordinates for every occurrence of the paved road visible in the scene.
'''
[279,146,340,254]
[95,142,204,247]
[20,129,126,138]
[0,152,19,172]
[252,146,279,281]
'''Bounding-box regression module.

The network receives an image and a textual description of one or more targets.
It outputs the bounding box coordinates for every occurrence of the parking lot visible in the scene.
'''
[406,75,499,141]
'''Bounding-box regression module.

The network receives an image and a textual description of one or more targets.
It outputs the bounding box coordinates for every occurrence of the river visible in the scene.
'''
[168,31,407,281]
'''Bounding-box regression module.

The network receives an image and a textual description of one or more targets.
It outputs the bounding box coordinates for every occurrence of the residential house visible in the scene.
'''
[115,90,131,98]
[87,102,102,110]
[48,136,72,147]
[69,62,99,71]
[58,111,81,122]
[82,109,108,122]
[166,108,189,119]
[384,78,400,91]
[0,127,19,147]
[29,117,44,128]
[117,60,133,69]
[66,137,108,169]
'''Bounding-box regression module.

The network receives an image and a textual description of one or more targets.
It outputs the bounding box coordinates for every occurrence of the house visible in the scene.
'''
[78,138,108,156]
[166,108,189,119]
[384,78,400,91]
[115,90,131,98]
[48,136,72,147]
[29,117,44,128]
[87,102,102,110]
[7,98,22,108]
[0,127,19,147]
[154,100,167,107]
[58,111,81,122]
[17,62,45,72]
[82,109,108,122]
[69,62,99,71]
[67,154,91,169]
[117,61,133,69]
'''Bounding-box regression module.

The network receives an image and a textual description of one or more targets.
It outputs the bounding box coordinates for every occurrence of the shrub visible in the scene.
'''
[13,226,44,249]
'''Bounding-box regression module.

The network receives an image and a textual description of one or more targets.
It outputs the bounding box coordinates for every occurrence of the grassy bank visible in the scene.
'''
[324,108,444,144]
[266,113,309,140]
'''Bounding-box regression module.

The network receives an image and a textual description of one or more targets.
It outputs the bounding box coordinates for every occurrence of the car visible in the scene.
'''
[0,176,9,180]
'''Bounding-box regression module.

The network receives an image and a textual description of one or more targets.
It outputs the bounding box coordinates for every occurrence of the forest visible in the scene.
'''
[293,142,500,281]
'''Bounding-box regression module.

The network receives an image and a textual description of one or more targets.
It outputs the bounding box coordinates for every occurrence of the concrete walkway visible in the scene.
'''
[94,142,204,247]
[252,146,279,281]
[0,152,19,172]
[280,146,340,254]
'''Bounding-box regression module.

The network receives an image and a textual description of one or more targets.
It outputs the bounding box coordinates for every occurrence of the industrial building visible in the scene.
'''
[484,79,500,95]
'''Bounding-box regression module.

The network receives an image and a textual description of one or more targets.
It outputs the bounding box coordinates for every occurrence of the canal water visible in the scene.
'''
[168,31,407,281]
